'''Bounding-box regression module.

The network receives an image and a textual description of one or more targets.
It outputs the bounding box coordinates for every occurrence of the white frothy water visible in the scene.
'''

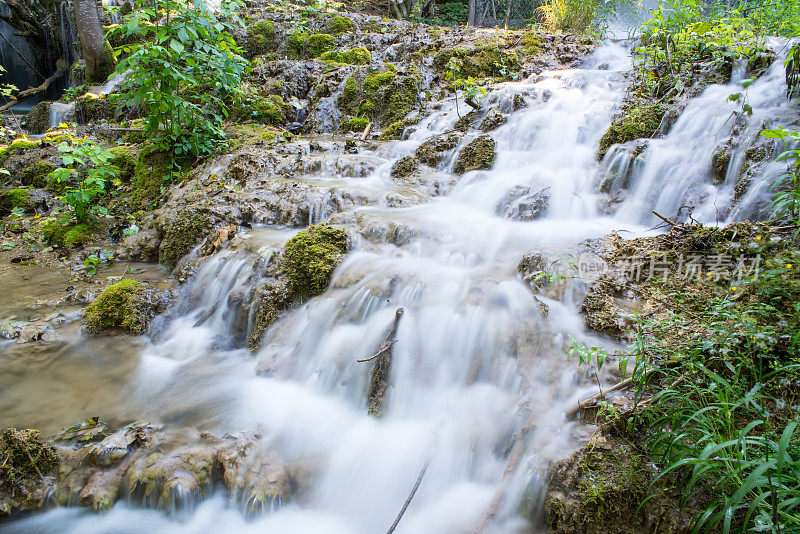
[3,41,793,533]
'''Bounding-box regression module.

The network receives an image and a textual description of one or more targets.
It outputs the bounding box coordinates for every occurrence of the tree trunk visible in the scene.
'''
[74,0,115,83]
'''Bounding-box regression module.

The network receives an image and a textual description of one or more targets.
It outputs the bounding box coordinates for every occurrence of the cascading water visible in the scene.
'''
[0,40,793,534]
[601,39,797,226]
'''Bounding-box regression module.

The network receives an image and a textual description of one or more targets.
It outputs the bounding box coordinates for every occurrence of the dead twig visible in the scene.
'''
[357,339,397,362]
[386,457,431,534]
[652,210,689,233]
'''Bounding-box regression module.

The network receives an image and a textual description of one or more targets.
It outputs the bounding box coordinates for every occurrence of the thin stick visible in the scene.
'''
[651,210,688,232]
[565,377,633,418]
[357,340,397,362]
[386,457,431,534]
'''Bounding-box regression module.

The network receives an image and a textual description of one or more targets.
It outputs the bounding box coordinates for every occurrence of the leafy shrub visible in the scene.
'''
[112,0,248,165]
[47,141,118,224]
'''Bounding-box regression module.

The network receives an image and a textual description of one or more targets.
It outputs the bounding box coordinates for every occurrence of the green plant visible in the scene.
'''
[111,0,248,166]
[445,57,486,119]
[760,128,800,230]
[48,141,118,224]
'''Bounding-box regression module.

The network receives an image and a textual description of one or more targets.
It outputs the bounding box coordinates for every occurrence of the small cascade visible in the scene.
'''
[598,44,796,226]
[48,101,76,128]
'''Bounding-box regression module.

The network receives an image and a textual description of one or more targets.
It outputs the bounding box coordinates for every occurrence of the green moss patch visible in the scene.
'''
[231,89,288,125]
[83,279,148,334]
[597,103,667,160]
[19,161,56,188]
[320,47,371,65]
[337,68,420,134]
[281,223,347,300]
[434,46,521,79]
[326,15,356,34]
[285,32,335,58]
[0,188,30,213]
[244,20,276,58]
[23,102,51,135]
[0,428,58,493]
[158,209,213,268]
[131,145,171,210]
[453,135,496,174]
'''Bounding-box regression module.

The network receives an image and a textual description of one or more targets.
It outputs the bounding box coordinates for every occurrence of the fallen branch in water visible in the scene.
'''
[473,430,527,532]
[357,339,397,362]
[565,377,633,419]
[0,60,67,112]
[386,456,431,534]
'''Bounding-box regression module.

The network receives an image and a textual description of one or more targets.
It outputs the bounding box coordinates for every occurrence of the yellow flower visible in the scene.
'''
[787,264,793,269]
[731,286,738,291]
[755,235,761,241]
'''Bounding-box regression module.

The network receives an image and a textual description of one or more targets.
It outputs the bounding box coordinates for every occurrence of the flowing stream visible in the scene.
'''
[0,40,794,533]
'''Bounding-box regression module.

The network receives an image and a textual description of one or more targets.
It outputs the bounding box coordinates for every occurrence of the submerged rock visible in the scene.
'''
[414,131,462,167]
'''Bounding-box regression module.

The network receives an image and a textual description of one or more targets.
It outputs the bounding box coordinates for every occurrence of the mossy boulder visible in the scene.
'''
[0,188,30,214]
[710,138,733,185]
[23,101,51,135]
[325,15,356,34]
[63,224,93,248]
[243,20,276,58]
[281,223,347,300]
[480,109,507,132]
[415,132,462,167]
[76,94,114,124]
[390,155,420,180]
[84,279,151,334]
[131,145,171,210]
[247,279,291,351]
[107,146,136,183]
[342,116,370,132]
[232,89,288,125]
[158,209,213,268]
[285,32,335,58]
[453,135,496,174]
[19,161,56,188]
[0,428,58,515]
[320,47,371,65]
[338,69,420,133]
[433,46,521,79]
[39,218,93,248]
[597,103,667,160]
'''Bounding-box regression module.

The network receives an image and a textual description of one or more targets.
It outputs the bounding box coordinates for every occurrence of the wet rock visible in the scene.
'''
[580,278,633,340]
[281,223,347,300]
[23,102,52,135]
[115,226,161,262]
[453,135,496,175]
[83,279,165,335]
[158,208,214,268]
[710,138,733,184]
[479,108,507,132]
[543,435,692,533]
[414,131,462,167]
[597,103,667,161]
[247,278,292,352]
[389,155,420,180]
[497,186,550,220]
[0,428,59,515]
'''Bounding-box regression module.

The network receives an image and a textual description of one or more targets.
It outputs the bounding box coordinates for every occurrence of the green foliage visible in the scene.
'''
[434,2,468,26]
[434,46,520,79]
[760,128,800,231]
[47,141,117,224]
[281,223,347,300]
[445,56,487,119]
[83,279,147,334]
[623,239,800,532]
[19,161,56,188]
[337,68,420,134]
[536,0,604,33]
[342,116,370,132]
[112,0,248,165]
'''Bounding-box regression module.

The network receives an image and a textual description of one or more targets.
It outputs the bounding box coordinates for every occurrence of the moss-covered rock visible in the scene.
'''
[415,131,462,167]
[338,69,420,132]
[480,109,507,132]
[231,89,288,125]
[0,428,58,515]
[597,103,668,160]
[158,209,213,268]
[281,223,347,300]
[342,116,370,132]
[83,279,150,334]
[247,279,291,351]
[107,146,136,183]
[434,46,521,79]
[131,145,171,210]
[326,15,356,34]
[243,20,276,58]
[453,135,496,174]
[285,32,335,58]
[76,94,114,124]
[320,47,371,65]
[710,138,733,185]
[390,155,420,180]
[64,224,92,248]
[543,437,678,533]
[23,101,51,135]
[19,161,56,188]
[0,188,30,213]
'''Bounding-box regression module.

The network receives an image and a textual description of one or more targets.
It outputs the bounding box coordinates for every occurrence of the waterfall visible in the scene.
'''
[1,38,795,533]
